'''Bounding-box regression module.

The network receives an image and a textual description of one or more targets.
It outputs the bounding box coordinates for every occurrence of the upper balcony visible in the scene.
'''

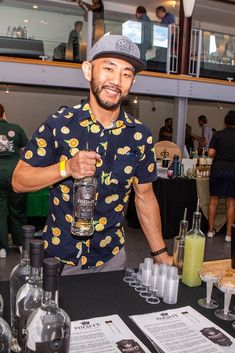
[1,0,235,102]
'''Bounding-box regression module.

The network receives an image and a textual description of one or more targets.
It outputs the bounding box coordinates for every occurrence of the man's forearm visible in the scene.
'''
[12,160,63,192]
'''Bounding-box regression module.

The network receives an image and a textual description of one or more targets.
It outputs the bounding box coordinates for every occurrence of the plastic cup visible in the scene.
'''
[123,268,134,283]
[163,274,179,304]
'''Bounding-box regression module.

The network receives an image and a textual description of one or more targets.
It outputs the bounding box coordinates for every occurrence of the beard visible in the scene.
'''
[90,78,128,111]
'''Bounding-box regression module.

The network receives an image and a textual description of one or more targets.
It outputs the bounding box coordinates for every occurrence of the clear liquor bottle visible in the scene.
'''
[173,217,188,278]
[182,202,206,287]
[16,239,44,351]
[10,225,35,351]
[0,317,11,353]
[25,258,71,353]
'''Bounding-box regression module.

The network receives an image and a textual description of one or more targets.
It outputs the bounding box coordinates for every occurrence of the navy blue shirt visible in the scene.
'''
[161,12,175,25]
[22,101,157,268]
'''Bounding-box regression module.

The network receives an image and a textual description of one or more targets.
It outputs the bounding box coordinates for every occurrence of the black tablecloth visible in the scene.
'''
[126,178,208,238]
[1,271,234,352]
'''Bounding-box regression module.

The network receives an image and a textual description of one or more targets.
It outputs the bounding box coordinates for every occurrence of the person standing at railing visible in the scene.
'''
[0,104,28,258]
[135,6,152,62]
[68,21,83,61]
[156,5,175,25]
[78,0,105,44]
[198,115,213,155]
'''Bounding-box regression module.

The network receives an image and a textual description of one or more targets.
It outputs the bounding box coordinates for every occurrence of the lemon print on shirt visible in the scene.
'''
[52,227,61,237]
[115,204,123,212]
[37,148,46,156]
[60,155,68,162]
[68,138,79,148]
[65,214,73,223]
[52,237,60,245]
[134,132,142,141]
[64,112,73,119]
[112,247,120,255]
[53,197,60,205]
[96,261,104,267]
[90,124,100,133]
[147,136,153,144]
[112,128,122,136]
[82,256,87,265]
[61,127,70,134]
[70,148,79,156]
[124,166,133,174]
[36,138,47,148]
[38,125,45,133]
[44,240,48,249]
[25,150,33,159]
[60,185,70,193]
[80,119,89,127]
[148,163,155,172]
[99,217,107,225]
[95,223,104,232]
[62,193,70,202]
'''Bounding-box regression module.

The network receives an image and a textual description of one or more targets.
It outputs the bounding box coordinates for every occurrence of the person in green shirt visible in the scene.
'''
[0,104,28,258]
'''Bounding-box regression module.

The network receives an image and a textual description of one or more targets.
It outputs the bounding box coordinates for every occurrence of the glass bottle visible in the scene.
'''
[10,225,35,350]
[199,148,207,167]
[16,239,44,351]
[0,317,11,353]
[71,143,97,237]
[182,204,205,287]
[0,294,3,318]
[173,219,188,278]
[172,155,179,178]
[26,258,71,353]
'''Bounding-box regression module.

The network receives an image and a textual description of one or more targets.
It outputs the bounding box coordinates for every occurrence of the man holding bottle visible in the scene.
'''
[12,35,172,275]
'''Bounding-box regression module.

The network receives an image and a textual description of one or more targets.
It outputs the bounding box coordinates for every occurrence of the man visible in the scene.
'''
[68,21,83,61]
[198,115,213,154]
[158,118,173,142]
[156,6,175,25]
[0,104,28,258]
[13,35,172,275]
[135,6,152,61]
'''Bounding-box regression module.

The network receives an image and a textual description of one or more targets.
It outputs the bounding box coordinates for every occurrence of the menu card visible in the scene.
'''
[130,306,235,353]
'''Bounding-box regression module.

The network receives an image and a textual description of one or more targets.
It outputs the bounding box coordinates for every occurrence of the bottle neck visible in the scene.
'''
[21,248,30,263]
[178,220,188,238]
[191,212,202,232]
[42,290,58,307]
[29,267,43,281]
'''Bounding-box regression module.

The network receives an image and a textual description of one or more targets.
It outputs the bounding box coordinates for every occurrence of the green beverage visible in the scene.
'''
[182,234,205,287]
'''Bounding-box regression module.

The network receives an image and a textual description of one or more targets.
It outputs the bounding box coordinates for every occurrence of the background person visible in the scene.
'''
[0,104,28,258]
[135,6,152,62]
[156,5,175,25]
[198,115,213,155]
[207,110,235,242]
[68,21,83,61]
[12,34,172,275]
[78,0,104,44]
[158,118,173,142]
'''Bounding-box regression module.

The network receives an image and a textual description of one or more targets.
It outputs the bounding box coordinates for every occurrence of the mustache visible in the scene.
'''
[101,85,121,94]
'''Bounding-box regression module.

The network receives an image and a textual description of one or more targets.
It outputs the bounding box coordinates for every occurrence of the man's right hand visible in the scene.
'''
[66,151,101,179]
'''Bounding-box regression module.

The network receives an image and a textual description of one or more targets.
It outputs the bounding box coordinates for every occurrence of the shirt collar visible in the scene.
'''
[0,119,7,123]
[74,99,138,128]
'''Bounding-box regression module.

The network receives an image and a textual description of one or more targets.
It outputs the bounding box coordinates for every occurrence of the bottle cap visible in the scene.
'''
[43,258,60,292]
[22,225,35,251]
[30,239,44,268]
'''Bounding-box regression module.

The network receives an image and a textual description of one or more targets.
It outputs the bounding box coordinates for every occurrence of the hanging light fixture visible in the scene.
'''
[183,0,196,18]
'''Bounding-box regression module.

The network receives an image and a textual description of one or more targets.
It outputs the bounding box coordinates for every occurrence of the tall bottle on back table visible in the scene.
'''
[182,199,206,287]
[173,208,188,278]
[0,295,11,353]
[10,225,35,352]
[71,142,97,237]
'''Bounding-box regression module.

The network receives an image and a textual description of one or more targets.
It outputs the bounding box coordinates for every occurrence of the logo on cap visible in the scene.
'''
[115,38,131,54]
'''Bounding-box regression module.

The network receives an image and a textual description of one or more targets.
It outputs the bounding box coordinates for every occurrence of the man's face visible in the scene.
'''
[136,11,141,19]
[156,10,164,20]
[75,24,83,32]
[89,57,135,111]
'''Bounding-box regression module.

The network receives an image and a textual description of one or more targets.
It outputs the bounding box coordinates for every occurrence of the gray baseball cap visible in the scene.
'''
[88,35,146,73]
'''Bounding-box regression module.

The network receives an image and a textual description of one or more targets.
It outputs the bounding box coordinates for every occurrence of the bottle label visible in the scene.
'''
[74,185,96,220]
[26,337,70,352]
[0,338,10,353]
[116,339,145,353]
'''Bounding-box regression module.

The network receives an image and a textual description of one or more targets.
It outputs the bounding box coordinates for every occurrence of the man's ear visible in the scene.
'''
[82,61,92,82]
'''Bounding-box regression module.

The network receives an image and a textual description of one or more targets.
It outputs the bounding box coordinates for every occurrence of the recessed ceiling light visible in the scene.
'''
[24,19,29,23]
[33,5,38,9]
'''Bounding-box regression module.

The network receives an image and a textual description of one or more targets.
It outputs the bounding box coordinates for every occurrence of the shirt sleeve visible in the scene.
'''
[135,128,157,184]
[21,115,57,167]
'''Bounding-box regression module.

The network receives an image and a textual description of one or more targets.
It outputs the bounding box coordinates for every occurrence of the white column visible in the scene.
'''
[173,97,188,153]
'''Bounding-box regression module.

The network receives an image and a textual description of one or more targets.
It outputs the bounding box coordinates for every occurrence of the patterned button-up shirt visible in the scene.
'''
[22,101,157,268]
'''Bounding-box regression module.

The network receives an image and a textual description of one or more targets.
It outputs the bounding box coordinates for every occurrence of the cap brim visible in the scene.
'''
[92,52,146,73]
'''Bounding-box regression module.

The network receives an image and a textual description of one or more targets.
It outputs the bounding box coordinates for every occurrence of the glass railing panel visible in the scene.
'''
[199,30,235,80]
[0,1,87,62]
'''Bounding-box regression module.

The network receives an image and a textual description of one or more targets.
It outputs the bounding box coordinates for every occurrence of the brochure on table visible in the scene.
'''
[130,306,235,353]
[70,314,151,353]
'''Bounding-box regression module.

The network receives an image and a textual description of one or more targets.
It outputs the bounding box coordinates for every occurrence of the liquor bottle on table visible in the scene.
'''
[25,258,71,353]
[182,200,206,287]
[71,142,97,237]
[173,208,188,277]
[16,239,44,351]
[10,225,35,351]
[0,299,11,353]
